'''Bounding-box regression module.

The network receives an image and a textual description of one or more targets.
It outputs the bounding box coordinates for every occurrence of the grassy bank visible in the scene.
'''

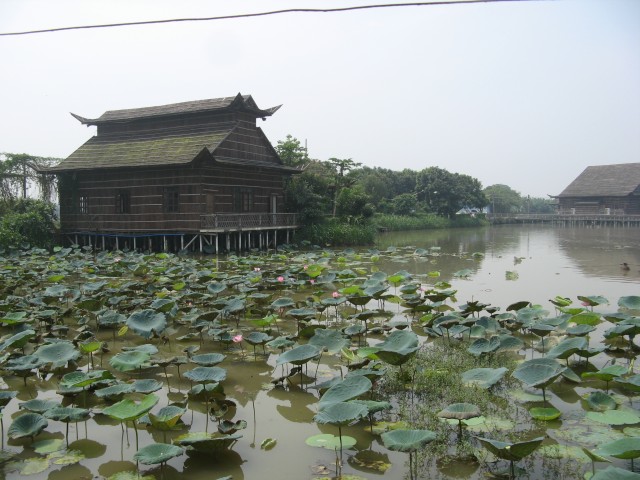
[374,213,488,231]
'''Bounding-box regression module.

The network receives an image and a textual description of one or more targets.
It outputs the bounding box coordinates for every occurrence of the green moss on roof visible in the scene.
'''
[51,131,229,171]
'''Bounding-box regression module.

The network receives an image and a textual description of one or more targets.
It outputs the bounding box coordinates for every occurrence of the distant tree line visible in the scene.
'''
[276,135,553,223]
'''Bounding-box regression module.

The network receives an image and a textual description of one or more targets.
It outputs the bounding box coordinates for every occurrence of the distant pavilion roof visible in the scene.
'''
[557,163,640,197]
[70,93,281,126]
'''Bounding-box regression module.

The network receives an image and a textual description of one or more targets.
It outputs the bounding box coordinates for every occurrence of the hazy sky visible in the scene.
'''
[1,0,638,197]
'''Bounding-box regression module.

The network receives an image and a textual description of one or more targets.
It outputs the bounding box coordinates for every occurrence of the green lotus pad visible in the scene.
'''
[306,433,357,450]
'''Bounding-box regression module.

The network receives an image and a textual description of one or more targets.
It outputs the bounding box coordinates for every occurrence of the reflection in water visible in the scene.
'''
[377,226,640,309]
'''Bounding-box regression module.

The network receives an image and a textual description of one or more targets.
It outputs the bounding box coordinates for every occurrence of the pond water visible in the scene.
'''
[1,225,639,480]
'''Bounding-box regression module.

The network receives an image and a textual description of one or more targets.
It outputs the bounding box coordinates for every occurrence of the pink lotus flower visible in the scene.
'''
[310,279,315,285]
[303,265,308,270]
[233,334,243,343]
[277,276,284,282]
[254,267,261,272]
[332,291,340,298]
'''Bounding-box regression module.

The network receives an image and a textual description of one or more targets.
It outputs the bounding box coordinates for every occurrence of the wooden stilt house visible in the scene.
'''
[555,162,640,215]
[48,94,301,252]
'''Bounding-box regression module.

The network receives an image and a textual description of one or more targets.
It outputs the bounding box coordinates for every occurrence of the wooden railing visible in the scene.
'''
[200,213,299,231]
[486,213,640,226]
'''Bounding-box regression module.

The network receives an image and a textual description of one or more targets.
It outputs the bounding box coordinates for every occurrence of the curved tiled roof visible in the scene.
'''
[71,93,281,126]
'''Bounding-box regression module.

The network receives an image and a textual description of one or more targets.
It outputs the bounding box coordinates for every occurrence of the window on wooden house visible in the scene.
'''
[163,187,180,213]
[115,190,131,214]
[234,188,254,212]
[78,196,89,215]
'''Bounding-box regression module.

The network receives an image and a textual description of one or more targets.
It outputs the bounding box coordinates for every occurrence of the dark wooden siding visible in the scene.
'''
[58,160,287,233]
[557,196,640,215]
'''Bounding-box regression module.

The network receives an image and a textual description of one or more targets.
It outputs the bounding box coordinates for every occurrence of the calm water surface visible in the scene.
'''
[3,225,639,480]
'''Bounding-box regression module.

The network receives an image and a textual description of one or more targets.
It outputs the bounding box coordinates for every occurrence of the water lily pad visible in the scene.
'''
[529,407,561,421]
[586,391,618,411]
[32,438,65,454]
[134,443,184,465]
[595,437,640,459]
[306,433,357,450]
[586,410,640,425]
[260,438,277,450]
[591,466,640,479]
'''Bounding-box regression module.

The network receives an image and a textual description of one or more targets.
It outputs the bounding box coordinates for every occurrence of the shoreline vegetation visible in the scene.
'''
[296,213,488,247]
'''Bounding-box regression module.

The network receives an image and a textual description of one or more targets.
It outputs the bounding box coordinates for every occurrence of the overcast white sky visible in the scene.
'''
[1,0,638,197]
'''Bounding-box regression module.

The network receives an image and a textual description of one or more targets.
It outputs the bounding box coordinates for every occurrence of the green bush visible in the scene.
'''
[0,199,57,250]
[374,213,486,231]
[296,217,376,246]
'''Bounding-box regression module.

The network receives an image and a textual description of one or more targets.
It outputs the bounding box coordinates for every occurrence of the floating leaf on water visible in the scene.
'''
[32,438,65,454]
[50,449,85,465]
[586,410,640,426]
[586,392,618,412]
[529,407,561,421]
[18,457,50,475]
[306,433,356,450]
[595,437,640,459]
[260,438,277,450]
[591,466,640,479]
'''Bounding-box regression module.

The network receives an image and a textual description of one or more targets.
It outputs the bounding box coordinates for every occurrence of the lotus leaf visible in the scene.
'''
[438,403,481,421]
[19,398,60,413]
[586,391,618,411]
[467,336,500,356]
[0,390,17,407]
[95,383,134,400]
[475,436,544,461]
[373,330,419,366]
[512,358,566,389]
[380,429,437,452]
[0,329,36,353]
[146,405,187,431]
[109,350,151,372]
[309,329,350,354]
[314,401,368,426]
[270,297,296,309]
[618,296,640,310]
[131,378,163,394]
[582,365,628,383]
[266,336,295,350]
[595,437,640,459]
[126,309,167,338]
[173,431,242,452]
[275,344,321,366]
[44,406,90,422]
[102,394,159,422]
[34,341,80,369]
[546,336,588,359]
[306,433,357,450]
[461,367,508,389]
[5,354,46,373]
[586,410,640,425]
[591,466,640,479]
[529,407,561,421]
[189,352,226,366]
[615,374,640,393]
[60,369,114,388]
[319,376,372,406]
[8,412,48,440]
[134,442,184,465]
[183,366,227,384]
[243,331,273,346]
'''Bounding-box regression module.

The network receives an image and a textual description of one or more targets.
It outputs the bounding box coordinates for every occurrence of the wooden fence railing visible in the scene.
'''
[200,213,299,230]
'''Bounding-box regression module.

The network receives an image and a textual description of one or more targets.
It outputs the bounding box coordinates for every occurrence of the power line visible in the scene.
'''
[0,0,541,37]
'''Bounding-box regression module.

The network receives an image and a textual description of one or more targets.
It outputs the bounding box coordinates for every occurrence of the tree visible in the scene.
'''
[284,160,333,224]
[416,167,486,217]
[0,198,58,250]
[327,158,362,216]
[390,193,418,215]
[275,135,309,168]
[484,184,523,214]
[335,186,373,219]
[0,153,59,202]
